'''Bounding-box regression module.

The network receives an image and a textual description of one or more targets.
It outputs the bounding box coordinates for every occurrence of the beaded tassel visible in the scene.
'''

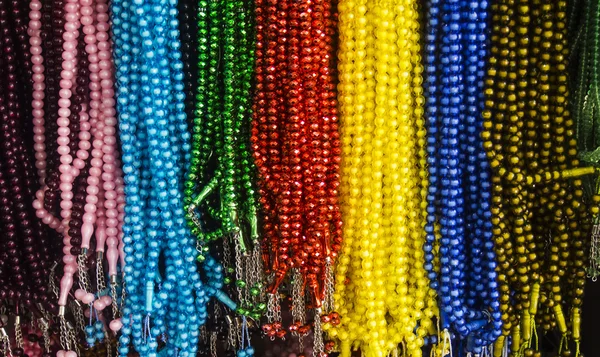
[327,0,438,355]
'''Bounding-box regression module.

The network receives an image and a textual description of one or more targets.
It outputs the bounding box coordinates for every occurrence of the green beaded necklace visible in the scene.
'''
[570,0,600,279]
[184,0,265,321]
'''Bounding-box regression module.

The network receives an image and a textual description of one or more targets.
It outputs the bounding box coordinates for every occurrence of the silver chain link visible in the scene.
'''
[49,261,59,298]
[200,325,208,344]
[323,259,335,313]
[120,277,127,312]
[266,293,276,324]
[226,316,237,351]
[266,293,282,339]
[106,336,113,357]
[111,281,120,317]
[71,301,86,333]
[38,318,51,353]
[210,332,218,357]
[78,254,92,292]
[188,204,203,232]
[67,321,79,355]
[313,308,324,357]
[235,317,243,349]
[223,233,232,269]
[291,269,306,326]
[251,244,264,302]
[97,255,107,292]
[233,233,247,303]
[59,316,70,350]
[0,330,12,357]
[14,316,23,348]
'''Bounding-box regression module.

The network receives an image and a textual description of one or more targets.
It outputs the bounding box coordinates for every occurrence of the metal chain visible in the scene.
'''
[49,261,59,298]
[14,316,23,348]
[120,277,127,312]
[188,204,203,232]
[248,244,264,304]
[78,254,92,292]
[291,269,306,326]
[266,293,276,323]
[111,281,120,317]
[200,325,208,344]
[59,316,70,350]
[106,337,113,357]
[226,316,238,351]
[274,294,282,323]
[223,232,232,269]
[71,301,86,333]
[235,317,243,349]
[299,334,305,353]
[233,233,247,303]
[323,259,335,313]
[244,254,252,294]
[210,332,218,357]
[38,318,51,353]
[67,321,79,355]
[0,331,12,357]
[97,255,107,292]
[313,308,324,357]
[214,301,222,321]
[266,293,283,338]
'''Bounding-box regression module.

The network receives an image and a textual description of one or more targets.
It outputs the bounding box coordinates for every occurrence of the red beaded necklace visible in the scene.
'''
[251,0,341,350]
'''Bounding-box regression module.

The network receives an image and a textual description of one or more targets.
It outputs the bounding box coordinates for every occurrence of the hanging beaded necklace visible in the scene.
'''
[482,0,595,355]
[252,0,341,351]
[0,3,61,354]
[326,0,438,356]
[182,0,263,353]
[28,0,125,354]
[110,0,237,355]
[423,0,504,354]
[569,0,600,280]
[0,0,56,309]
[0,0,73,355]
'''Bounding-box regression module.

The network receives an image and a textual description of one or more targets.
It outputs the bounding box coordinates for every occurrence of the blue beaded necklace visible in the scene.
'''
[110,0,235,356]
[424,0,503,354]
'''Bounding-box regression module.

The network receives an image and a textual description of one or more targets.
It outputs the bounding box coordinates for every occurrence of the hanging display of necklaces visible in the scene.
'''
[251,0,342,352]
[482,0,596,355]
[0,0,58,355]
[569,0,600,280]
[182,0,265,353]
[109,0,227,355]
[27,0,124,354]
[423,0,504,355]
[326,0,438,356]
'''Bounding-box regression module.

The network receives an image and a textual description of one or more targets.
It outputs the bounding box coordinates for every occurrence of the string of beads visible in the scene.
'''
[482,0,595,355]
[328,0,438,355]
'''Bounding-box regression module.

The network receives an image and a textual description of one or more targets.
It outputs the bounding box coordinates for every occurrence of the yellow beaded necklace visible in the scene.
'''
[326,0,438,355]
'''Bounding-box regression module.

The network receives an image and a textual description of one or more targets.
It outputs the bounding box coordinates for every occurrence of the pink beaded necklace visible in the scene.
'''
[28,0,123,354]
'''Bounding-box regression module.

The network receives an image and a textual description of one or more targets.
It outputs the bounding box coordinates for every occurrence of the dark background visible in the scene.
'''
[582,280,599,356]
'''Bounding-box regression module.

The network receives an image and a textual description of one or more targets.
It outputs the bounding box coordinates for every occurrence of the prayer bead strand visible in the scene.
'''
[482,0,596,355]
[329,0,438,355]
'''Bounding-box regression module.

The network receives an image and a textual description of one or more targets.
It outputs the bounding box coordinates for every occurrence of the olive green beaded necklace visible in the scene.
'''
[184,0,265,323]
[484,0,597,356]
